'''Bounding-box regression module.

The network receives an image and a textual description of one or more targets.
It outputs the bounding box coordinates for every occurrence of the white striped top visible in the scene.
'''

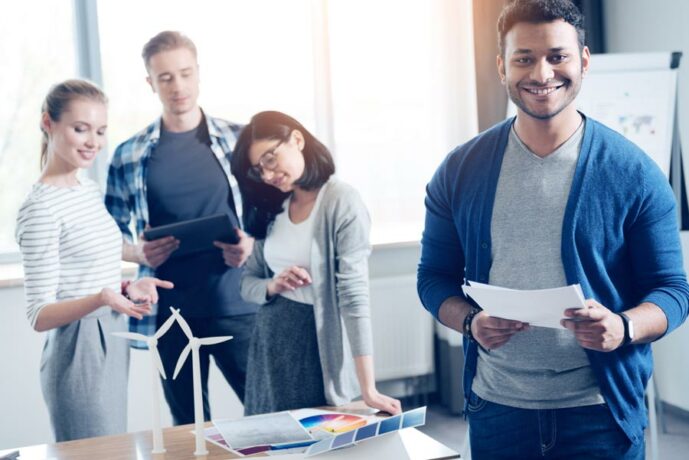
[16,178,122,328]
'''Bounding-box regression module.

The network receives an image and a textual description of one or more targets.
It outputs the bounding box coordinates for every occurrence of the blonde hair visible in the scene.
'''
[141,30,198,70]
[40,79,107,169]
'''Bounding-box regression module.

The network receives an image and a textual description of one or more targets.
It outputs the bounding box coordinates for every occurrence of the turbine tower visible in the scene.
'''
[170,306,233,456]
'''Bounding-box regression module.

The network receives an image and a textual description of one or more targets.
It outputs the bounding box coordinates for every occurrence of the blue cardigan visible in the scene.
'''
[417,116,689,443]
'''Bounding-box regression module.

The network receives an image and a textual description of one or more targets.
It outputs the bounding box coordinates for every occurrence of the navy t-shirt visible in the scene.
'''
[146,118,256,318]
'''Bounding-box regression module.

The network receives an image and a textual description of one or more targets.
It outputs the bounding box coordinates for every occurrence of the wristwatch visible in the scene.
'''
[618,312,635,346]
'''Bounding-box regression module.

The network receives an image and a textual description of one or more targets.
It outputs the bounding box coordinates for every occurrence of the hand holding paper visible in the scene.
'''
[561,298,627,352]
[471,312,528,350]
[462,281,587,329]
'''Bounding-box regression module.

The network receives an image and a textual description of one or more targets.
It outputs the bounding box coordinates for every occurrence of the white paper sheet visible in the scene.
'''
[462,282,586,329]
[213,411,312,450]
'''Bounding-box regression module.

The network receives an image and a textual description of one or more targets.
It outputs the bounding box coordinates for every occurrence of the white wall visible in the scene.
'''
[604,0,689,411]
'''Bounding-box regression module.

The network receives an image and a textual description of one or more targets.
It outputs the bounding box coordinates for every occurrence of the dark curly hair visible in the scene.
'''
[497,0,586,56]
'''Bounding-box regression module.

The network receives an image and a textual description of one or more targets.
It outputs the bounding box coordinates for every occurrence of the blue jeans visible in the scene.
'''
[467,391,644,459]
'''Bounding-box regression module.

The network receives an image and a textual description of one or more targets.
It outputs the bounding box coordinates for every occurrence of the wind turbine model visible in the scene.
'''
[112,314,177,454]
[170,306,233,456]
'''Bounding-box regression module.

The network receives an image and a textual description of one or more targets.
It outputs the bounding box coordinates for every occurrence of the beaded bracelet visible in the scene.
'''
[121,280,132,299]
[462,307,482,342]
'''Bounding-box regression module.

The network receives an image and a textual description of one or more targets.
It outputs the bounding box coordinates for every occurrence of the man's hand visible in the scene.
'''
[126,277,175,304]
[213,228,254,268]
[560,299,625,352]
[471,313,529,350]
[267,266,312,297]
[137,231,179,268]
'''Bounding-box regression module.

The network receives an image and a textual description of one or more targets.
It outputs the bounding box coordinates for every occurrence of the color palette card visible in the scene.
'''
[305,406,427,457]
[299,413,367,436]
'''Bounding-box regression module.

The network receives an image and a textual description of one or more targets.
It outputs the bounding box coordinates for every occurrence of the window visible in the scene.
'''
[0,0,477,261]
[0,2,77,260]
[328,0,477,244]
[97,0,477,245]
[97,0,316,163]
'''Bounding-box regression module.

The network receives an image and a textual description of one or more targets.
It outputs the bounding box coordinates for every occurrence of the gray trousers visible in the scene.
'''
[40,309,129,442]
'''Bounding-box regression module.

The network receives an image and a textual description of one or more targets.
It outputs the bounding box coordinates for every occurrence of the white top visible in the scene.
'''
[15,178,122,328]
[264,189,324,305]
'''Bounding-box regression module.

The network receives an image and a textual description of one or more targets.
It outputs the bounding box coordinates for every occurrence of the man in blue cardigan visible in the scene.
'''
[417,1,689,458]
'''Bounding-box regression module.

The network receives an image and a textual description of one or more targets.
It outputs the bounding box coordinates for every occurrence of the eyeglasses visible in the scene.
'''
[247,140,283,181]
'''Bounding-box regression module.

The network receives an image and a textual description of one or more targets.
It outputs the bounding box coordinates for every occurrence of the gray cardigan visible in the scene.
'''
[240,178,373,406]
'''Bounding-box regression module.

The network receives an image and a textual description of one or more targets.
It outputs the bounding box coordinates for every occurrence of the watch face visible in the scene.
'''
[621,313,634,343]
[628,318,635,340]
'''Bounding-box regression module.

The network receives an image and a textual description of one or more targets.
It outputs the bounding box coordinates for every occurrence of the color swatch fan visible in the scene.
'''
[300,413,367,440]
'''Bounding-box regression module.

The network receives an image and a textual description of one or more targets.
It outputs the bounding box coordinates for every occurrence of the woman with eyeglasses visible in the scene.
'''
[230,111,401,416]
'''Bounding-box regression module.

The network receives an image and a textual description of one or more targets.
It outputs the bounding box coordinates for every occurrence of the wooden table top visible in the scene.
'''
[0,405,460,460]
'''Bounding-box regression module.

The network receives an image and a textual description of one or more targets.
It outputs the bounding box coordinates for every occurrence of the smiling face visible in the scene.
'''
[42,98,107,172]
[498,19,590,121]
[248,130,306,193]
[146,46,200,118]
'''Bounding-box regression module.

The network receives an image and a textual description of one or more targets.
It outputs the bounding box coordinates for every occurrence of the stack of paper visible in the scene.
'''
[462,281,586,329]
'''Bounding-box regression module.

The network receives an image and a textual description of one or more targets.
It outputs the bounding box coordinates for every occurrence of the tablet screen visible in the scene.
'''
[143,213,239,258]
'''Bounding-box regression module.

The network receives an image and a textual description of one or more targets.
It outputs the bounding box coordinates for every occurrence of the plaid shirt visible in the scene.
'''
[105,112,244,346]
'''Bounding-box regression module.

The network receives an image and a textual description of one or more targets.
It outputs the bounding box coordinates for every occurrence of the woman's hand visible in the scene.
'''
[362,387,402,415]
[266,266,312,297]
[99,287,152,320]
[126,277,174,304]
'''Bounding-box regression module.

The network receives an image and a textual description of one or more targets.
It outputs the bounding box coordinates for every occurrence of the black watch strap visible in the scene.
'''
[618,312,632,346]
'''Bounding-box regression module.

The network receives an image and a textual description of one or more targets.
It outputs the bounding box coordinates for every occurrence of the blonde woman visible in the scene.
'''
[16,80,172,441]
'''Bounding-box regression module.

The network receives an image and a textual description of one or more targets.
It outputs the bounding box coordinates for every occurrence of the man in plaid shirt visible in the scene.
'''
[105,31,257,425]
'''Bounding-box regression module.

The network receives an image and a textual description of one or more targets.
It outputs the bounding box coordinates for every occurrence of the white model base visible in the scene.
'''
[318,432,411,460]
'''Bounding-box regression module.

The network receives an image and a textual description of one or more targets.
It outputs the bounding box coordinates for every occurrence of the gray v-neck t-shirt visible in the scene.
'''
[472,121,604,409]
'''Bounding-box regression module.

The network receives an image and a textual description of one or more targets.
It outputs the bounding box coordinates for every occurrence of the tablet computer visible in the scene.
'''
[143,213,240,258]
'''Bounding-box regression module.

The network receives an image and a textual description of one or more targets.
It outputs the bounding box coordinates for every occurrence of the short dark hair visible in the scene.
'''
[231,111,335,233]
[497,0,586,56]
[233,111,335,191]
[141,31,197,70]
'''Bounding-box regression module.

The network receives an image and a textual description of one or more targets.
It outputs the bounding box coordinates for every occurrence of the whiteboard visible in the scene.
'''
[507,52,679,179]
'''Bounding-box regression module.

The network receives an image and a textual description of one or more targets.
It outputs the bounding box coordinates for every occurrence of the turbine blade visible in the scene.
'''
[170,307,193,340]
[199,336,233,346]
[112,332,148,342]
[155,313,176,339]
[173,344,192,380]
[151,346,167,379]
